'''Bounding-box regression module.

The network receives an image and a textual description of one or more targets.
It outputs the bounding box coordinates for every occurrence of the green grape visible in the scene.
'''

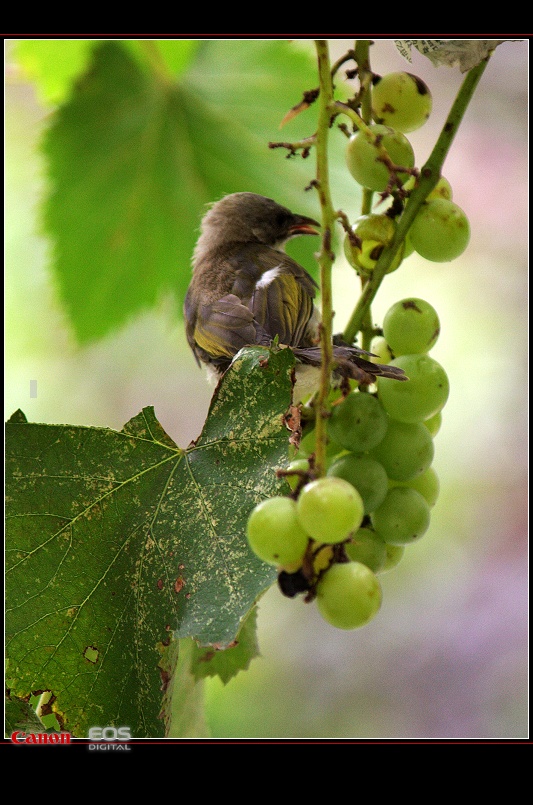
[316,561,382,629]
[424,411,442,437]
[410,198,470,262]
[370,418,434,481]
[402,230,416,258]
[327,391,388,453]
[371,71,432,133]
[390,466,440,508]
[284,458,310,491]
[345,124,415,192]
[343,214,404,275]
[410,465,440,508]
[371,486,431,545]
[299,427,345,463]
[377,354,449,423]
[370,335,395,364]
[328,453,388,513]
[428,176,453,201]
[380,543,405,572]
[246,496,309,566]
[345,527,387,572]
[404,175,453,201]
[343,233,358,268]
[296,477,364,544]
[311,540,335,574]
[382,298,440,355]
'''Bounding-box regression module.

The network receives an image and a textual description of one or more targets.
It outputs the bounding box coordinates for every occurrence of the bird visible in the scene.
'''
[184,192,406,400]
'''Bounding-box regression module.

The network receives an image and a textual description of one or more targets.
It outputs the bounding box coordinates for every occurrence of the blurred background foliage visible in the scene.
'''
[5,38,528,739]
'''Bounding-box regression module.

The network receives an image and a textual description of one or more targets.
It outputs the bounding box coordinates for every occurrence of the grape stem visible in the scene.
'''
[342,54,491,345]
[268,136,316,158]
[313,40,337,478]
[352,40,374,355]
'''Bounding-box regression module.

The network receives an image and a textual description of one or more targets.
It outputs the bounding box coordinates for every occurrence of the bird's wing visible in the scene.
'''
[184,244,319,368]
[249,268,317,347]
[190,293,270,367]
[229,245,319,348]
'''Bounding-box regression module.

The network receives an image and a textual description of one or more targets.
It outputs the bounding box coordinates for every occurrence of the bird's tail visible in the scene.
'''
[292,345,407,385]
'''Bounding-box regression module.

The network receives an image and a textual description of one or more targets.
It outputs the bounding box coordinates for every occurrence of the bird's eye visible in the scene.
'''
[276,212,291,229]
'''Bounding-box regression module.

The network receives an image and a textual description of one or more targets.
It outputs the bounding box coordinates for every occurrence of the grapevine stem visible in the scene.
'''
[354,40,372,124]
[357,43,374,218]
[342,55,491,345]
[313,40,337,477]
[353,41,374,353]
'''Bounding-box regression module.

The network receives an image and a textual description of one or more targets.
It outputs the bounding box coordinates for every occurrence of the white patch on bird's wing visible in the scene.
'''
[255,266,283,289]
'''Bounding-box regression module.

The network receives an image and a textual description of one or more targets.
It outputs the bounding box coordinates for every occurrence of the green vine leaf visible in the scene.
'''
[5,346,294,737]
[5,694,51,738]
[15,39,98,104]
[39,39,318,343]
[159,637,211,738]
[121,40,200,77]
[191,605,260,685]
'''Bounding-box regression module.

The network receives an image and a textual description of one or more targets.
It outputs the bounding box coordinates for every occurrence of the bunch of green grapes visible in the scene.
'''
[245,72,457,632]
[343,71,471,267]
[246,475,381,630]
[327,296,446,553]
[245,296,448,630]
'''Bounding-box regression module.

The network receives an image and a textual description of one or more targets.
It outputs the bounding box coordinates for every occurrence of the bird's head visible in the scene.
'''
[194,192,320,258]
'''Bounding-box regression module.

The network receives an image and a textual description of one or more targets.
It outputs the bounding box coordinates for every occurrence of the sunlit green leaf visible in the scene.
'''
[41,40,321,342]
[122,39,200,76]
[15,39,98,104]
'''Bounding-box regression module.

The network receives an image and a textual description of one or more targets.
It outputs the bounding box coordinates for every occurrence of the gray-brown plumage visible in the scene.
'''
[184,192,406,395]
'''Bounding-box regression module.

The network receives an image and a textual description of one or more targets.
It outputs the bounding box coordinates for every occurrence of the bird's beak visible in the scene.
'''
[289,214,320,237]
